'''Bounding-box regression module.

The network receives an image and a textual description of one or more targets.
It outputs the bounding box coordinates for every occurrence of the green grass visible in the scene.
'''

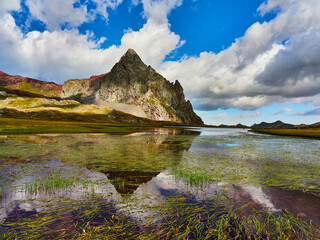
[1,194,317,240]
[251,128,320,139]
[25,174,75,195]
[0,198,141,240]
[10,82,60,97]
[0,117,136,134]
[149,193,317,240]
[113,177,125,190]
[172,168,212,187]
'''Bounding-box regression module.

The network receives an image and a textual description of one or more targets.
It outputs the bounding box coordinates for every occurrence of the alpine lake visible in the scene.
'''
[0,127,320,239]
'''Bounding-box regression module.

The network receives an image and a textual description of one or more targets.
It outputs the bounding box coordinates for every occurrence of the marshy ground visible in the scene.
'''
[0,127,319,239]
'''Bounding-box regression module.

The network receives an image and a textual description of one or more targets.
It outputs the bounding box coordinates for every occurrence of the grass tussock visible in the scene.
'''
[172,168,213,187]
[25,174,75,195]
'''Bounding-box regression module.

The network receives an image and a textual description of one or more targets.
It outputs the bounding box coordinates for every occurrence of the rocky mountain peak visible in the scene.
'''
[62,49,203,125]
[124,48,138,56]
[119,48,145,66]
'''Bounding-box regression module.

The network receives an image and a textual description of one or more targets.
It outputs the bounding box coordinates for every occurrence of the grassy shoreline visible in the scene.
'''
[251,128,320,139]
[0,117,156,134]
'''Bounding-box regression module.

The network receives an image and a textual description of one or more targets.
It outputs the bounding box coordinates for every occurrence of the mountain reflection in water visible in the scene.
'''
[0,127,320,237]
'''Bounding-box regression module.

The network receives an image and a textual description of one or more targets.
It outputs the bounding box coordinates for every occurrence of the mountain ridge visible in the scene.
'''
[0,71,62,98]
[251,120,295,129]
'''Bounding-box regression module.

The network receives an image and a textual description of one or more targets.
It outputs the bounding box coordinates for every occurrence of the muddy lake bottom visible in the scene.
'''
[0,127,319,239]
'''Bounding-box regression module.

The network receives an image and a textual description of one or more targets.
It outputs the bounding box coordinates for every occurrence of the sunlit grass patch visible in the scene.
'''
[0,117,135,134]
[0,97,110,115]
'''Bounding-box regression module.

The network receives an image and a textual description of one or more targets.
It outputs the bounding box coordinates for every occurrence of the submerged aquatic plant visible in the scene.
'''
[25,174,74,195]
[0,191,318,239]
[113,177,125,190]
[0,198,141,240]
[149,192,317,240]
[172,168,212,187]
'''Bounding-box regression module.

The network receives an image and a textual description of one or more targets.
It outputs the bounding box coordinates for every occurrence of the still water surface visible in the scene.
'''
[0,127,319,238]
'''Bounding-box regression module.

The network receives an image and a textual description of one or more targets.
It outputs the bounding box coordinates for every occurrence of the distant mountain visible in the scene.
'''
[216,123,249,128]
[251,120,294,129]
[236,123,249,128]
[62,49,203,124]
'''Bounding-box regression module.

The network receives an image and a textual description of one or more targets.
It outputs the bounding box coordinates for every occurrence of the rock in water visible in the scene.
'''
[62,49,203,124]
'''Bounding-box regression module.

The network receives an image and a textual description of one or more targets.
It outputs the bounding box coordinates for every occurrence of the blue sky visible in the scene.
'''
[0,0,320,125]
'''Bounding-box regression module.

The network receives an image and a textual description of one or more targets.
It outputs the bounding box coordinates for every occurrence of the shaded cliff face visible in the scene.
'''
[0,71,62,98]
[62,49,203,124]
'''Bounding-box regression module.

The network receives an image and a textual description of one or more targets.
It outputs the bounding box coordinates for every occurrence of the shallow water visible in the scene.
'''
[0,127,319,238]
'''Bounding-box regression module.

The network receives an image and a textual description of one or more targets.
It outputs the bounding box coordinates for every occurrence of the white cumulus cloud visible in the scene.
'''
[159,0,320,110]
[25,0,124,31]
[0,0,20,16]
[1,0,320,114]
[0,0,183,82]
[121,19,182,67]
[141,0,182,24]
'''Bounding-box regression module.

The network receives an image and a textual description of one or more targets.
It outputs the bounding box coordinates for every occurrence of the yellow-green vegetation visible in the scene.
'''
[0,117,134,134]
[172,168,212,186]
[9,82,60,97]
[1,198,141,240]
[1,195,317,239]
[0,97,109,115]
[25,174,75,195]
[150,194,316,240]
[1,129,320,239]
[251,128,320,138]
[0,96,174,129]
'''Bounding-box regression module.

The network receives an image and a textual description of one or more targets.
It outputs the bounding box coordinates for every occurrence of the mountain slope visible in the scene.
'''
[62,49,203,124]
[0,71,62,98]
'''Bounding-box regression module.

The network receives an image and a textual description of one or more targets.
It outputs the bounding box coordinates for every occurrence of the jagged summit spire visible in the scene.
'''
[119,48,144,65]
[125,48,138,55]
